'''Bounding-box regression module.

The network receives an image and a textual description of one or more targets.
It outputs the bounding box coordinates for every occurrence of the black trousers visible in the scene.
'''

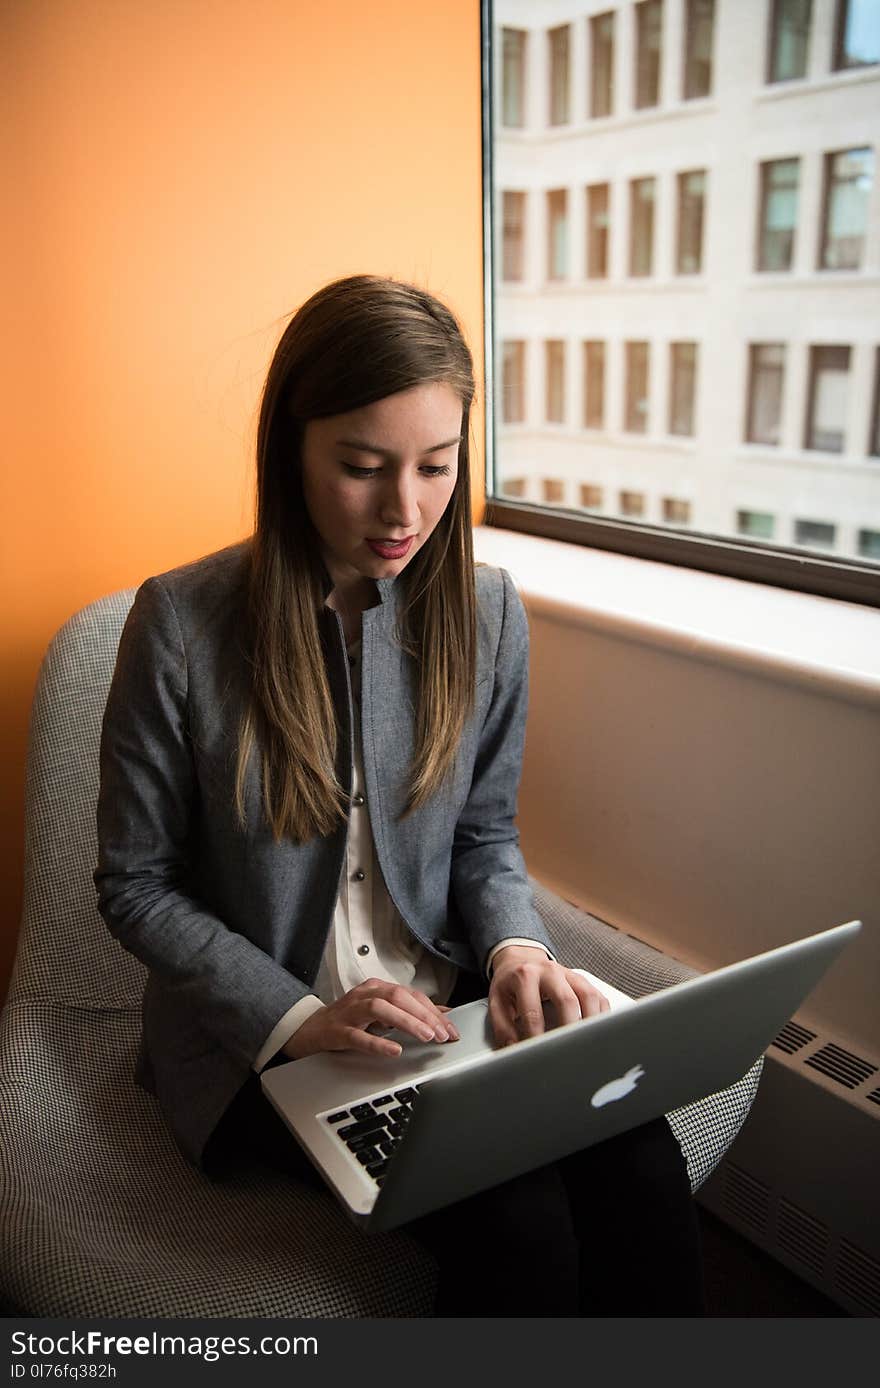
[209,986,707,1317]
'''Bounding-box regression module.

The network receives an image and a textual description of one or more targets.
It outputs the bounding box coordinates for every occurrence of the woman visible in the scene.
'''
[95,274,705,1316]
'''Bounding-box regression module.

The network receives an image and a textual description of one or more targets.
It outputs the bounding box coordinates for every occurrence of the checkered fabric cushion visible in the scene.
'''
[0,589,759,1317]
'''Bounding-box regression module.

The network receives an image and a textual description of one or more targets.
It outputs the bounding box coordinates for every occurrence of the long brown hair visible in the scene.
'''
[235,275,477,843]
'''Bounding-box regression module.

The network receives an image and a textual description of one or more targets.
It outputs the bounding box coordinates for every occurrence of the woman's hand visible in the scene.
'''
[488,946,609,1048]
[281,979,460,1061]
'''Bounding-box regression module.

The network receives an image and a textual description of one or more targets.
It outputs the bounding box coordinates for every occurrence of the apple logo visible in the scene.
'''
[590,1064,646,1108]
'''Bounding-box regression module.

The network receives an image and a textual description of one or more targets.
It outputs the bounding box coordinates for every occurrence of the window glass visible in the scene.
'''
[629,178,656,276]
[683,0,714,99]
[624,341,650,432]
[590,12,615,117]
[677,171,706,273]
[635,0,663,109]
[833,0,880,71]
[820,148,874,271]
[758,159,799,271]
[586,183,610,277]
[502,28,527,126]
[768,0,812,83]
[548,25,571,125]
[489,0,880,588]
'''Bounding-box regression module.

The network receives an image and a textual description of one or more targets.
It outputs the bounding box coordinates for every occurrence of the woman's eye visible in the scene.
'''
[341,463,379,478]
[420,465,452,477]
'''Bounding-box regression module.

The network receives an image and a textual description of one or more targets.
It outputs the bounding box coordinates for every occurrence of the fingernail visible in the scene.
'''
[418,1024,434,1041]
[434,1026,449,1041]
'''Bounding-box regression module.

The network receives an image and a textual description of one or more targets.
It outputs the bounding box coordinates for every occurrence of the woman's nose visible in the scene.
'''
[380,473,419,528]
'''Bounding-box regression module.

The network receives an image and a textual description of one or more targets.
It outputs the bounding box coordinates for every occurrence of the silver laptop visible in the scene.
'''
[261,919,861,1232]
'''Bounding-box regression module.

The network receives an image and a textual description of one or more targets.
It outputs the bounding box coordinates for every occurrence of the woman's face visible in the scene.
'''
[300,381,462,592]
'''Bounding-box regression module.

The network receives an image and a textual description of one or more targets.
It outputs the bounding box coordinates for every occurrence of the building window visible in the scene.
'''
[583,341,606,429]
[624,341,650,432]
[547,189,569,280]
[669,343,698,436]
[858,529,880,559]
[871,349,880,457]
[746,344,785,445]
[819,148,874,271]
[833,0,880,71]
[590,11,615,117]
[635,0,663,109]
[805,345,850,452]
[663,498,692,524]
[580,484,604,509]
[757,158,800,271]
[545,340,566,423]
[737,511,776,540]
[502,28,527,127]
[620,490,646,517]
[677,170,706,274]
[767,0,812,83]
[586,183,610,278]
[630,178,656,276]
[542,477,565,503]
[502,191,526,282]
[548,25,571,125]
[795,518,836,548]
[683,0,714,99]
[502,340,526,423]
[501,477,526,499]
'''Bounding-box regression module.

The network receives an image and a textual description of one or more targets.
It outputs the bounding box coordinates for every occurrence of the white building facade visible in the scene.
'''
[492,0,880,562]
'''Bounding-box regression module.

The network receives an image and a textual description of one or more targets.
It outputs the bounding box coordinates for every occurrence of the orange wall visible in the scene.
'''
[1,0,486,998]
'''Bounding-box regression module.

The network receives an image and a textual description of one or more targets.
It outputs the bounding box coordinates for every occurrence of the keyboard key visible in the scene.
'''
[337,1115,387,1139]
[378,1139,399,1158]
[372,1095,396,1107]
[326,1111,349,1124]
[365,1158,389,1178]
[347,1133,382,1153]
[386,1106,410,1124]
[356,1147,382,1165]
[394,1088,419,1104]
[351,1103,376,1120]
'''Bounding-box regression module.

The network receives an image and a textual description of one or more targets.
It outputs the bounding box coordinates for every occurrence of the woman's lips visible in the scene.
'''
[366,536,415,560]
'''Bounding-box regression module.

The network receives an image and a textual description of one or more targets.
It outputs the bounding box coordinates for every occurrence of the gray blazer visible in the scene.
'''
[94,540,552,1165]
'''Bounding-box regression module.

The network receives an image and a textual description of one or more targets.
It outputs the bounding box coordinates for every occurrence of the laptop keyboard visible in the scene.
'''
[323,1086,421,1186]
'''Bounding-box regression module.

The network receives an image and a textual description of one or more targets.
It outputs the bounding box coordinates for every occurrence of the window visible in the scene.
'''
[548,25,571,126]
[859,529,880,559]
[583,341,605,429]
[805,345,850,453]
[487,0,880,605]
[543,478,565,503]
[620,490,646,517]
[630,178,656,276]
[746,344,785,445]
[502,28,527,127]
[663,498,692,524]
[768,0,812,83]
[795,518,836,548]
[757,158,799,272]
[677,170,706,274]
[547,189,568,280]
[683,0,714,99]
[819,148,874,271]
[635,0,663,109]
[502,191,526,281]
[624,341,650,432]
[833,0,880,71]
[545,340,566,423]
[737,511,776,540]
[669,343,698,436]
[586,183,610,278]
[502,340,526,423]
[590,12,615,118]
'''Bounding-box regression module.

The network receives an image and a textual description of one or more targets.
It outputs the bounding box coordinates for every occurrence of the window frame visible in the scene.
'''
[480,0,880,609]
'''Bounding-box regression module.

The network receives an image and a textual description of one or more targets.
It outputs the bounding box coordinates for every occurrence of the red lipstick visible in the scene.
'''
[366,537,415,560]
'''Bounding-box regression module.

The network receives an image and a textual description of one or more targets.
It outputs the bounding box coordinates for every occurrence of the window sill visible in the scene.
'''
[473,525,880,708]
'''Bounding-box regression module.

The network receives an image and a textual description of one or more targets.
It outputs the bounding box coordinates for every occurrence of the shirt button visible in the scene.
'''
[357,944,370,956]
[352,793,365,807]
[353,869,366,882]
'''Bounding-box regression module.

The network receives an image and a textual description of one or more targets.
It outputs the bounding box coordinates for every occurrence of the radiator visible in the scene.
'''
[697,1025,880,1316]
